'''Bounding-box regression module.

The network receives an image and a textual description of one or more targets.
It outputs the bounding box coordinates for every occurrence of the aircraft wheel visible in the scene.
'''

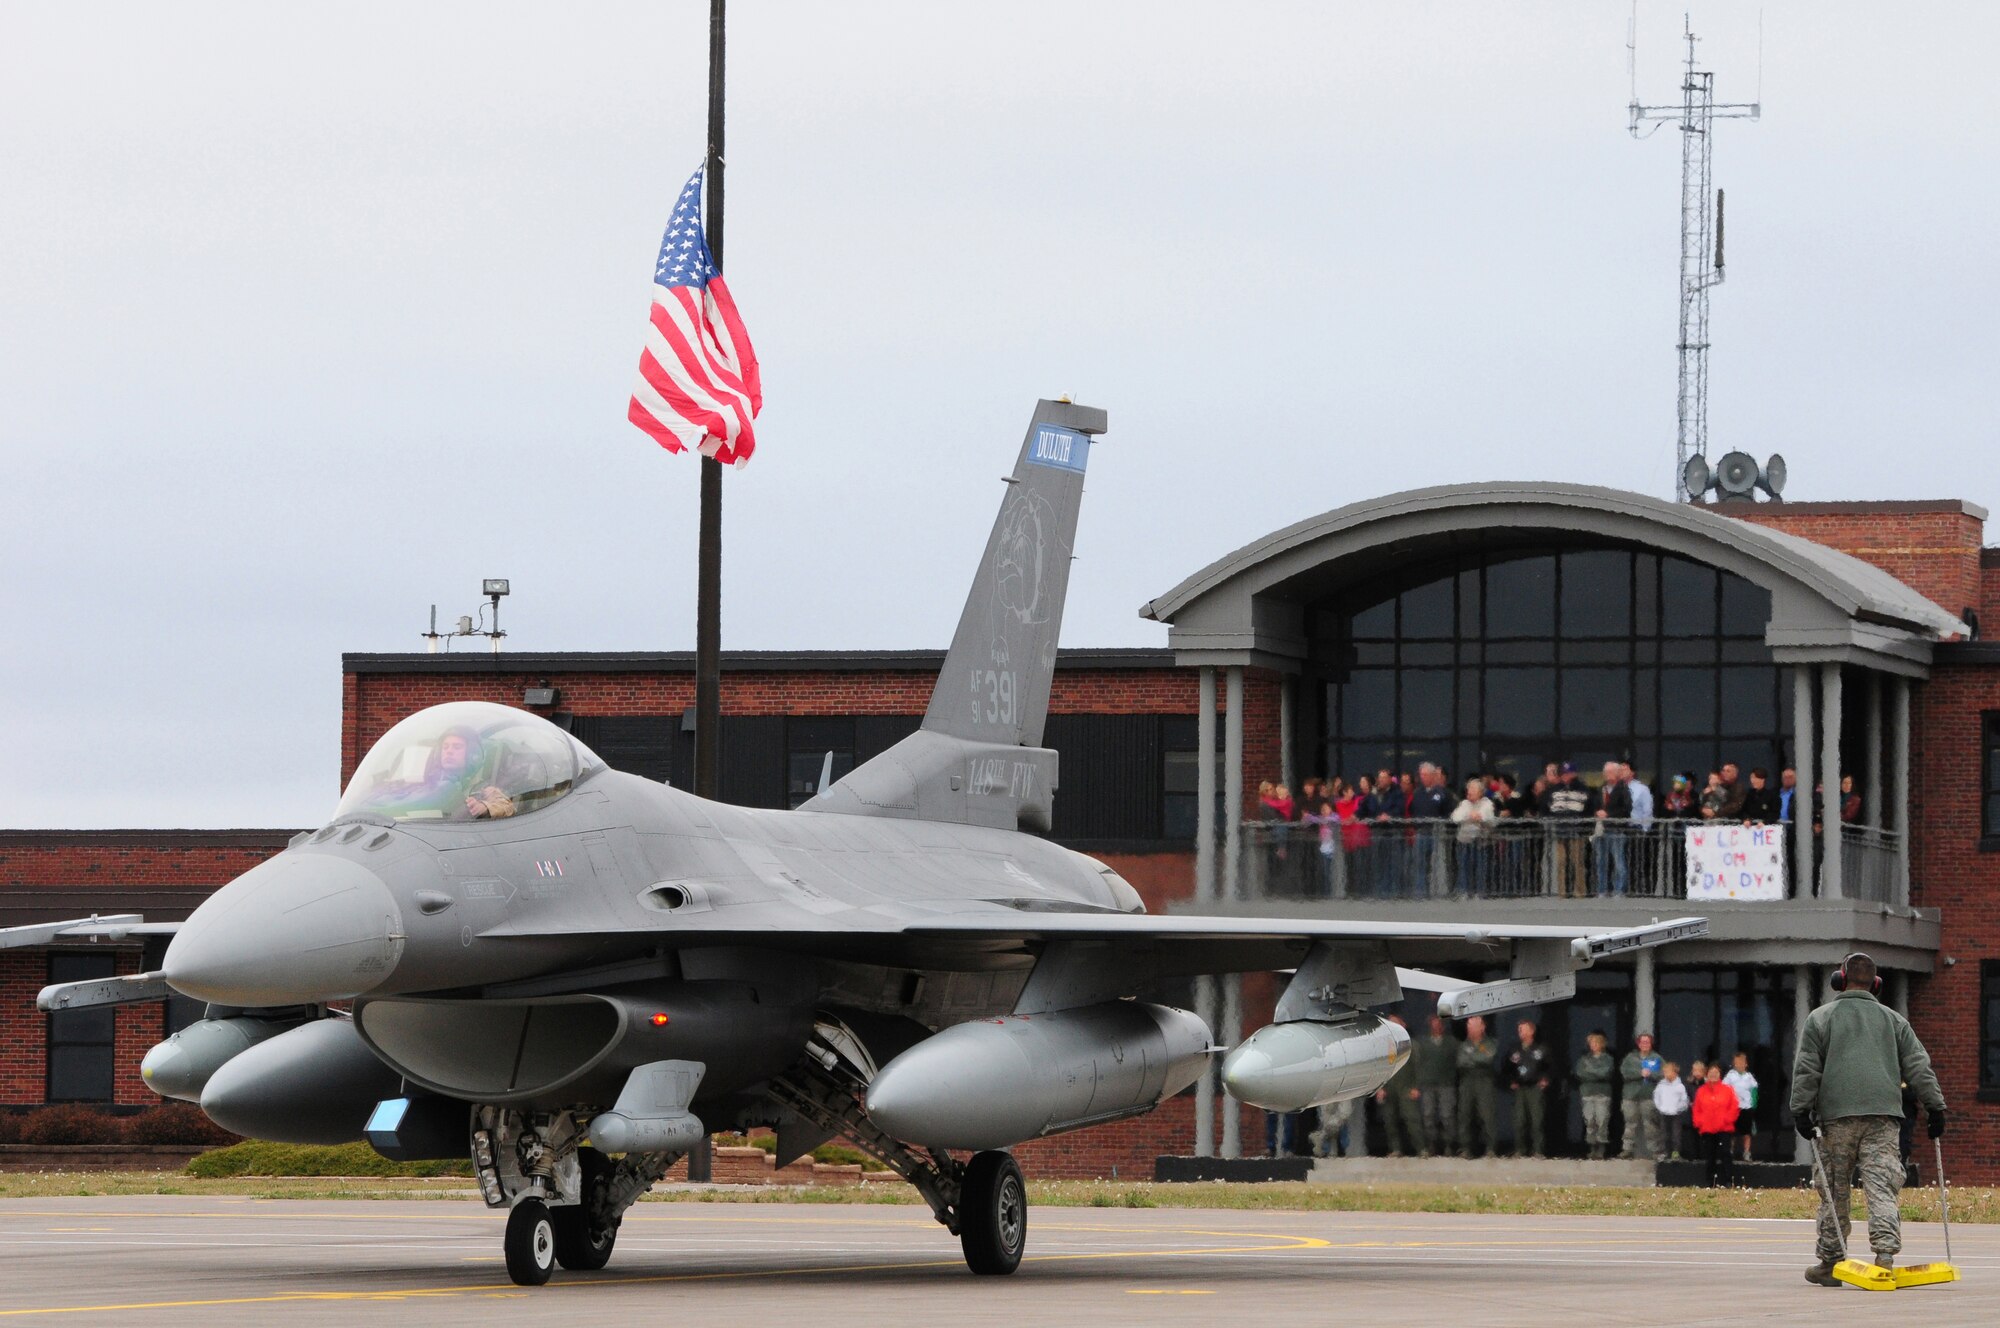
[552,1150,619,1271]
[958,1150,1026,1275]
[504,1197,557,1286]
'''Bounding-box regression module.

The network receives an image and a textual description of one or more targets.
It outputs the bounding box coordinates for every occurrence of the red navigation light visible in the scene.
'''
[650,1012,671,1027]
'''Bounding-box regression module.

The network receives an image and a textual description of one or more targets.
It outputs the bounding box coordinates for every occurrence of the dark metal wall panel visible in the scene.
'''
[569,716,679,785]
[721,716,788,810]
[856,715,924,763]
[1045,714,1163,841]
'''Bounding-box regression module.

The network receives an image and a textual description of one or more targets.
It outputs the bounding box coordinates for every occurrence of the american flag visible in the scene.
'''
[627,167,762,466]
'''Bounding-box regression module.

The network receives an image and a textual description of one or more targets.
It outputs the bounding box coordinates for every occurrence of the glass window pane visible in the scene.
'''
[47,1047,113,1103]
[1630,741,1661,788]
[1341,671,1395,739]
[1661,668,1717,735]
[1563,640,1630,665]
[1986,792,2000,835]
[1343,744,1396,784]
[1720,574,1771,636]
[1635,640,1658,664]
[1720,667,1779,733]
[1662,739,1719,790]
[1401,671,1454,738]
[1402,642,1452,666]
[1401,577,1454,639]
[1721,639,1774,663]
[1459,568,1482,636]
[1458,668,1481,730]
[49,1004,113,1045]
[1634,553,1660,636]
[1662,559,1718,637]
[1487,554,1556,638]
[1486,668,1555,736]
[1561,550,1632,638]
[1163,749,1200,794]
[1353,642,1394,665]
[1984,744,2000,790]
[1350,598,1394,637]
[1562,667,1631,733]
[1633,669,1660,737]
[1488,639,1555,665]
[1663,639,1715,665]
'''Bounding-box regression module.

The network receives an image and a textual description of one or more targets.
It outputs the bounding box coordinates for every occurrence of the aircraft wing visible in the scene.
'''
[477,909,1705,1020]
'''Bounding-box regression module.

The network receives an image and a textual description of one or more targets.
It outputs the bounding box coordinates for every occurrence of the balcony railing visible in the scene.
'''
[1223,817,1901,904]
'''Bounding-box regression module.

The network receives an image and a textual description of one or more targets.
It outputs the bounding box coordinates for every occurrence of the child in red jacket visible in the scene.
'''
[1691,1063,1741,1188]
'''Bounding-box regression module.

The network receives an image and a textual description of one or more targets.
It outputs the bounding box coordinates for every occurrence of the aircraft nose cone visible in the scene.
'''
[164,852,404,1006]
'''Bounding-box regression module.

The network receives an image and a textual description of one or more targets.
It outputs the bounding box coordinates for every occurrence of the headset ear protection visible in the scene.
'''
[1830,952,1883,996]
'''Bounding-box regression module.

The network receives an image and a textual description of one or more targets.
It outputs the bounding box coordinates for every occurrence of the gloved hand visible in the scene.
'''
[1927,1108,1946,1140]
[1794,1109,1817,1141]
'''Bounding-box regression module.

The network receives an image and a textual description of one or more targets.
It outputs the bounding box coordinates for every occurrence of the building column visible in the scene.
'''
[1634,948,1657,1039]
[1279,674,1296,794]
[1792,964,1816,1161]
[1793,665,1816,899]
[1892,677,1912,907]
[1865,673,1884,829]
[1820,663,1844,901]
[1193,668,1217,1158]
[1224,667,1245,903]
[1221,974,1243,1159]
[1219,667,1246,1158]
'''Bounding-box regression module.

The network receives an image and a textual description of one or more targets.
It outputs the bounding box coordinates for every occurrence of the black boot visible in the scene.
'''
[1804,1260,1841,1287]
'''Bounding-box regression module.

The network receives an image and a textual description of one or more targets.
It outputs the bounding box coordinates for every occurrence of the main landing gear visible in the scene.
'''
[474,1106,671,1287]
[770,1046,1032,1276]
[958,1150,1027,1275]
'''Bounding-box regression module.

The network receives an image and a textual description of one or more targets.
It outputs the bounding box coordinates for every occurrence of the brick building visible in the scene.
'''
[6,486,2000,1179]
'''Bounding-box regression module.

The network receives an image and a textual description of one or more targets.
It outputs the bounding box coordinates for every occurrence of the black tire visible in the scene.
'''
[959,1150,1027,1275]
[504,1197,557,1286]
[552,1148,619,1271]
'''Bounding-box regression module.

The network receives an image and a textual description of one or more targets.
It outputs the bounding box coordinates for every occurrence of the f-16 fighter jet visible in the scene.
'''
[29,400,1703,1286]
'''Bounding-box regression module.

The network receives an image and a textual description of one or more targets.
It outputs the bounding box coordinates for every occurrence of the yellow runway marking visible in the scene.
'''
[0,1231,1329,1317]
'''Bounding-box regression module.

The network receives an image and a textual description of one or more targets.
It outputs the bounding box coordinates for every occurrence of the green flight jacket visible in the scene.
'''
[1411,1034,1458,1089]
[1573,1050,1616,1099]
[1619,1049,1658,1101]
[1790,989,1945,1122]
[1457,1036,1499,1086]
[1386,1048,1420,1094]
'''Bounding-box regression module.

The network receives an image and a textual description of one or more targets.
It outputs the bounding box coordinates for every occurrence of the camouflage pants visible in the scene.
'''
[1420,1086,1458,1156]
[1580,1096,1613,1150]
[1812,1115,1904,1262]
[1382,1093,1426,1155]
[1621,1100,1662,1158]
[1458,1081,1499,1157]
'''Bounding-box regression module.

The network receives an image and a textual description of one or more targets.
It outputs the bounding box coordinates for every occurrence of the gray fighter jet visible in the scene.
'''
[28,400,1704,1286]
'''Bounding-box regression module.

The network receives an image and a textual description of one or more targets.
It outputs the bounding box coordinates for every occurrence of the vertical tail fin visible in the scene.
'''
[923,400,1107,749]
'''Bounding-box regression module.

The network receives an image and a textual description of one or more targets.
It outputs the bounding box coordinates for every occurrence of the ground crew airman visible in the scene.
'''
[1504,1020,1555,1157]
[1619,1032,1664,1159]
[1791,952,1945,1286]
[1573,1030,1617,1159]
[1375,1014,1427,1156]
[1411,1015,1459,1157]
[1456,1015,1500,1158]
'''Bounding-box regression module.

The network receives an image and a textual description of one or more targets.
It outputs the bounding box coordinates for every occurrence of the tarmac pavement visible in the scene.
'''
[0,1196,1991,1325]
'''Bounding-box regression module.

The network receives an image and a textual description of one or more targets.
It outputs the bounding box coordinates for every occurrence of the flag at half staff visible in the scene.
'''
[627,167,762,466]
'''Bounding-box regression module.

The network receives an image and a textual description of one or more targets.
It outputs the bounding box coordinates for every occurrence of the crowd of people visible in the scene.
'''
[1251,758,1864,898]
[1284,1017,1770,1184]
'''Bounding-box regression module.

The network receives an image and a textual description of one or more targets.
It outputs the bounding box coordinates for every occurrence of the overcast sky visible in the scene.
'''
[5,2,1998,828]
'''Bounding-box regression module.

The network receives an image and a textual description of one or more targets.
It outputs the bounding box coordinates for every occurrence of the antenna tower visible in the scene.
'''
[1629,11,1761,502]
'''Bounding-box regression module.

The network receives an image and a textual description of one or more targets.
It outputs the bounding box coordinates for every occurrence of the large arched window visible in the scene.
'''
[1312,544,1791,789]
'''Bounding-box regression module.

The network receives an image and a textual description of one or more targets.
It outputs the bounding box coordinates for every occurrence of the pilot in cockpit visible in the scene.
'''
[434,728,517,820]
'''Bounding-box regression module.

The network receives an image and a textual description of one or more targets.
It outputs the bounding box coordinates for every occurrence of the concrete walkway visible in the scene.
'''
[1313,1156,1658,1186]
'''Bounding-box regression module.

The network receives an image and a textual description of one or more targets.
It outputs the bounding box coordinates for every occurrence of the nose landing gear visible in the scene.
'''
[504,1198,557,1286]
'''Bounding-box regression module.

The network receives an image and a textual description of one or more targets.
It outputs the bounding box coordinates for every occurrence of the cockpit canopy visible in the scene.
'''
[335,702,605,823]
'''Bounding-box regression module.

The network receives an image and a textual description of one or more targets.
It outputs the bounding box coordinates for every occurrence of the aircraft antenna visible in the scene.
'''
[1628,10,1761,502]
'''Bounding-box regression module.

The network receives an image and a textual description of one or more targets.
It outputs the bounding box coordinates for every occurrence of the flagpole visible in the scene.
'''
[695,0,725,804]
